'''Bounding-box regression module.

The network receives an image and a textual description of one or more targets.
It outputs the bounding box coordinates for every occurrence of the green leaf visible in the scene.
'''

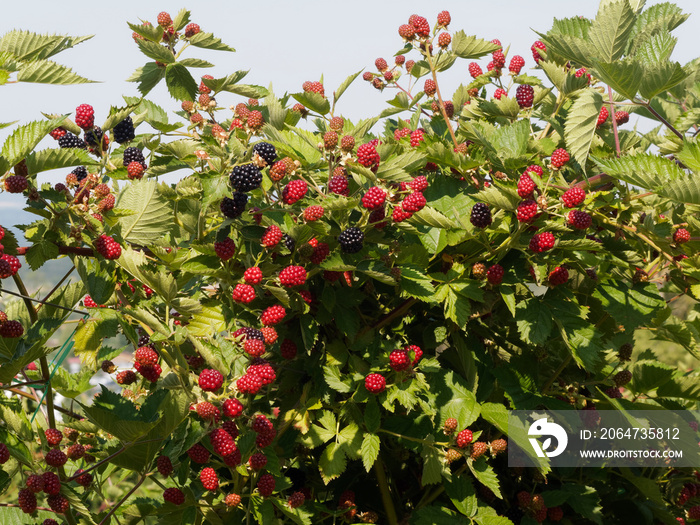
[592,281,665,332]
[451,31,500,59]
[187,32,236,52]
[628,2,689,54]
[291,92,330,115]
[412,207,458,229]
[25,147,95,175]
[2,116,66,166]
[0,30,92,61]
[360,433,380,472]
[561,485,603,524]
[479,403,509,435]
[188,305,226,337]
[474,516,514,525]
[588,0,636,62]
[172,8,191,31]
[473,184,520,211]
[323,365,353,393]
[590,60,643,100]
[319,442,346,484]
[127,62,167,96]
[116,180,175,244]
[135,39,176,64]
[226,84,268,99]
[200,70,248,93]
[436,370,480,427]
[76,257,115,305]
[165,63,198,101]
[334,70,362,104]
[443,284,472,328]
[677,139,700,172]
[127,22,163,42]
[516,300,553,345]
[564,89,603,173]
[421,440,443,485]
[24,240,59,270]
[634,31,676,63]
[410,506,459,525]
[639,61,687,100]
[538,32,595,69]
[445,476,477,517]
[630,360,675,393]
[17,59,93,84]
[468,456,502,499]
[551,16,592,39]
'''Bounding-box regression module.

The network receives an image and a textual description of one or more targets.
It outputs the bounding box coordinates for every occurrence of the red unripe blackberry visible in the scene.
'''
[374,58,388,72]
[190,113,203,125]
[444,418,458,435]
[282,179,308,205]
[410,129,425,147]
[50,127,67,140]
[196,401,220,420]
[329,174,349,196]
[244,338,266,357]
[548,266,569,286]
[529,232,556,253]
[561,187,585,207]
[548,506,564,522]
[337,135,354,153]
[338,227,364,253]
[310,242,330,264]
[214,237,236,261]
[531,40,546,62]
[256,428,276,448]
[126,161,144,180]
[407,344,423,365]
[302,81,325,96]
[182,22,201,38]
[187,443,210,464]
[515,84,534,108]
[486,61,500,75]
[490,438,507,455]
[280,339,298,359]
[456,429,473,448]
[403,191,426,213]
[225,493,242,507]
[525,165,543,177]
[487,264,504,285]
[45,448,67,467]
[493,88,507,100]
[303,205,324,222]
[437,32,451,48]
[362,187,387,210]
[436,10,451,27]
[116,370,137,385]
[509,55,525,74]
[613,370,632,387]
[134,362,162,382]
[568,210,592,230]
[492,51,506,69]
[237,373,263,394]
[551,148,570,168]
[221,420,239,440]
[328,116,345,132]
[40,472,60,495]
[157,455,173,477]
[470,202,492,229]
[26,473,44,493]
[0,254,20,277]
[261,305,286,326]
[243,267,263,284]
[258,474,276,497]
[210,428,237,457]
[66,443,85,460]
[389,349,410,371]
[288,491,305,509]
[279,265,306,287]
[0,320,23,338]
[156,11,173,27]
[261,225,283,247]
[94,234,121,259]
[199,369,224,392]
[468,62,483,78]
[398,24,416,40]
[517,174,536,198]
[357,142,380,168]
[322,130,338,150]
[163,487,185,505]
[200,467,218,491]
[249,452,267,470]
[75,469,93,487]
[424,79,437,97]
[18,488,37,514]
[232,283,256,304]
[410,15,430,37]
[473,262,487,280]
[614,111,629,125]
[597,106,609,127]
[222,398,244,418]
[135,346,158,366]
[365,373,386,394]
[517,199,539,223]
[4,175,28,193]
[470,441,488,459]
[260,327,278,345]
[674,228,691,244]
[75,104,95,129]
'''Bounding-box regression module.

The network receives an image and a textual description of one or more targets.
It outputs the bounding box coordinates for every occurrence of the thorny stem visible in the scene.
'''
[98,474,146,525]
[374,456,399,525]
[641,99,684,140]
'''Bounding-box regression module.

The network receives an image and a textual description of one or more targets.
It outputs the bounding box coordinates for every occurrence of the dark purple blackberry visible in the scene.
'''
[253,142,277,165]
[240,327,264,341]
[220,192,248,219]
[113,117,135,144]
[71,166,88,182]
[283,234,295,252]
[84,126,104,148]
[58,132,87,150]
[470,202,492,228]
[138,334,150,346]
[123,147,146,168]
[338,227,364,253]
[230,164,262,192]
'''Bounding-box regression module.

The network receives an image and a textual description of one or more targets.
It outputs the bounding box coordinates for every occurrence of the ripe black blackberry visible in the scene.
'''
[470,203,492,228]
[71,166,88,182]
[123,147,146,167]
[138,334,151,346]
[58,132,87,150]
[283,234,295,252]
[238,327,264,341]
[84,126,104,148]
[113,116,135,144]
[230,164,262,192]
[338,227,364,253]
[253,142,277,165]
[220,192,248,218]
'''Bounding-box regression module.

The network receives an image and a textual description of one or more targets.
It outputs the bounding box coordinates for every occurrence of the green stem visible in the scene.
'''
[374,456,399,525]
[98,474,146,525]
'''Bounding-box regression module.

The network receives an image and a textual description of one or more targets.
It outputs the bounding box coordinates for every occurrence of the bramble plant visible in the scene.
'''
[1,2,700,524]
